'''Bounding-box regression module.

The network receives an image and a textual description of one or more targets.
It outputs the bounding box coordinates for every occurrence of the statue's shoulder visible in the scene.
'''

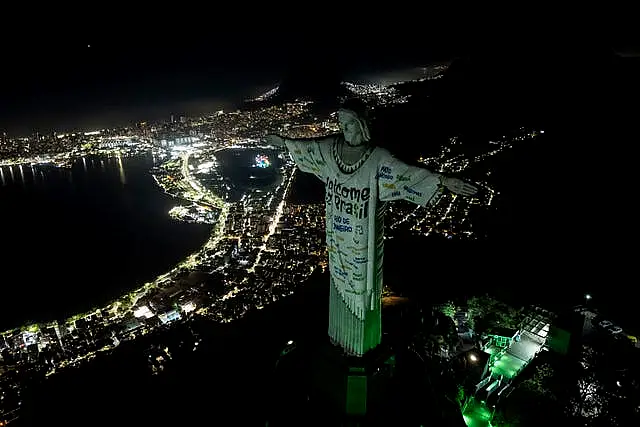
[328,134,342,144]
[315,134,338,149]
[317,134,338,154]
[372,146,393,162]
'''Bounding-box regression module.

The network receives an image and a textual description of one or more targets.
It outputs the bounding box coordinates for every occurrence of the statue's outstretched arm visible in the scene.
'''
[265,133,336,148]
[265,134,335,180]
[378,151,478,205]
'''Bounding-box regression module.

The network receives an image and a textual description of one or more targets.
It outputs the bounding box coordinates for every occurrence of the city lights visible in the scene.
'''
[0,75,554,425]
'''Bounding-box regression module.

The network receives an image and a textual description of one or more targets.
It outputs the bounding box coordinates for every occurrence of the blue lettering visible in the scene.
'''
[333,223,353,233]
[403,186,423,197]
[390,191,401,197]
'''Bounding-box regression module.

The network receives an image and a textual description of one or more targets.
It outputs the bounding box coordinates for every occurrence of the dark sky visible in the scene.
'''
[0,12,481,136]
[0,21,637,136]
[1,41,292,135]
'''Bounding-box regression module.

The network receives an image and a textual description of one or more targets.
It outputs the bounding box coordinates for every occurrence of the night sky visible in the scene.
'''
[0,18,483,136]
[2,28,636,136]
[1,41,288,135]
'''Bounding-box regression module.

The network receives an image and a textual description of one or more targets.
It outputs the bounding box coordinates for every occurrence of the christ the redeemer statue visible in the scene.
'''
[267,98,477,357]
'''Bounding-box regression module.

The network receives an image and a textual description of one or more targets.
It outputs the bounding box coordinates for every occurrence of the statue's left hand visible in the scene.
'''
[443,177,478,197]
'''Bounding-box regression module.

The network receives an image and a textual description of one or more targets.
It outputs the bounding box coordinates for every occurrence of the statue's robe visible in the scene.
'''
[286,136,442,356]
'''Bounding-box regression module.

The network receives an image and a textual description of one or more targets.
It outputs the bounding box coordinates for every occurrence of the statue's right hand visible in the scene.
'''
[265,134,285,147]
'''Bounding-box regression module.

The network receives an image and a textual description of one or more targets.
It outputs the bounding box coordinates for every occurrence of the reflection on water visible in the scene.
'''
[0,154,212,330]
[117,155,126,185]
[0,156,129,189]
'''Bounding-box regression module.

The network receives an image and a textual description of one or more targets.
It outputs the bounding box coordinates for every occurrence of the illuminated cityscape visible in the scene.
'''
[1,50,639,426]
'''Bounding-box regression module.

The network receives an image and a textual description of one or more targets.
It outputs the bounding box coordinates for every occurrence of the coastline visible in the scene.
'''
[0,151,221,334]
[0,143,296,345]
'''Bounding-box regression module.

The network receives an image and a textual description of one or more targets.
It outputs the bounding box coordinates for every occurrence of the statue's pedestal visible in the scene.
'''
[268,336,465,426]
[307,339,396,422]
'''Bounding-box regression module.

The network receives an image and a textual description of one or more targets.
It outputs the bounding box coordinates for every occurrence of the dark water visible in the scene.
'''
[210,148,284,201]
[0,154,212,330]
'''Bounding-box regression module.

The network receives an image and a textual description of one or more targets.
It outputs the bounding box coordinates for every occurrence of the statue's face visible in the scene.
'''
[338,110,363,145]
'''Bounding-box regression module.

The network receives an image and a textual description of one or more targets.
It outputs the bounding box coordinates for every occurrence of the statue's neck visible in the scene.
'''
[341,134,369,149]
[339,139,369,166]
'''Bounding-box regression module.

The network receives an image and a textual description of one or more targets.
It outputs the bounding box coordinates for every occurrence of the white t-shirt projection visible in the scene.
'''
[285,136,442,356]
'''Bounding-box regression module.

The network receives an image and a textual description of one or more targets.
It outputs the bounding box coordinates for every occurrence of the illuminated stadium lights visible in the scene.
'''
[254,154,270,168]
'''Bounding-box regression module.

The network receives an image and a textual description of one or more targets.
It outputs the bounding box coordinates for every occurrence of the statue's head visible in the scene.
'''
[338,98,371,146]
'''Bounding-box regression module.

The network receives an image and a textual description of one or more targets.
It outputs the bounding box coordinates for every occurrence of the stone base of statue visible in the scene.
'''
[267,336,399,426]
[268,333,467,426]
[308,338,396,420]
[265,281,468,425]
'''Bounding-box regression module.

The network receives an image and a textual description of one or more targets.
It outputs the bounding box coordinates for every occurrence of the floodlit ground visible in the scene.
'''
[463,397,494,427]
[490,353,527,379]
[487,332,543,379]
[509,334,542,362]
